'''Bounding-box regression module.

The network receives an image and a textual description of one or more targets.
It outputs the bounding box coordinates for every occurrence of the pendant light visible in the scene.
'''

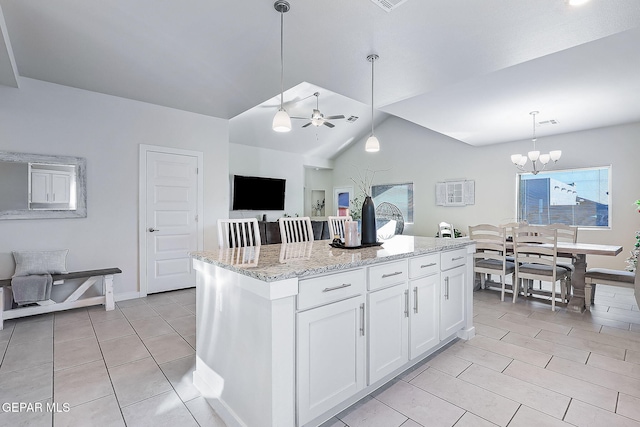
[272,0,291,133]
[510,111,561,175]
[365,54,380,152]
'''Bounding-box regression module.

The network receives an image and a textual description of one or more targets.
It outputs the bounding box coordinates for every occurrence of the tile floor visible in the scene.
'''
[0,287,225,427]
[1,284,640,426]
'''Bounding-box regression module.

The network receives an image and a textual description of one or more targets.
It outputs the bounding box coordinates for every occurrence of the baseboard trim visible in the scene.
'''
[114,291,140,302]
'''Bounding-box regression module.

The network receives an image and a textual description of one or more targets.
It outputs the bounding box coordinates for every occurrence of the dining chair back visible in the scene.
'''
[545,223,579,273]
[513,225,571,311]
[469,224,516,302]
[278,217,314,243]
[327,216,352,239]
[439,221,454,238]
[217,218,261,249]
[546,223,578,243]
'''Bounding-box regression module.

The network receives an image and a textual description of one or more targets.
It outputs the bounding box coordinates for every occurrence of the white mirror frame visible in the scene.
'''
[0,151,87,220]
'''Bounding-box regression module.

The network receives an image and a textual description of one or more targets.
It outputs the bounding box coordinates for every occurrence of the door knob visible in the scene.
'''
[148,228,159,232]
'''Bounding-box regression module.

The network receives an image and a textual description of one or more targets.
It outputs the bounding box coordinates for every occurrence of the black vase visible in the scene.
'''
[361,196,377,244]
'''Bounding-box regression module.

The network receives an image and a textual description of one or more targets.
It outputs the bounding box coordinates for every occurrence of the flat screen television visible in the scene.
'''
[232,175,286,211]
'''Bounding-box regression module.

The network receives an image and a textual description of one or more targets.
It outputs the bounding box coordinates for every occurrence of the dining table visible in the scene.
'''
[506,241,623,312]
[555,242,623,312]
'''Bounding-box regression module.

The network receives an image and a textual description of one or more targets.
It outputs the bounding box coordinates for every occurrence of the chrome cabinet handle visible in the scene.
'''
[420,263,437,268]
[451,256,464,261]
[404,290,409,317]
[148,228,159,232]
[382,271,403,279]
[322,283,351,293]
[360,303,365,336]
[445,277,450,300]
[414,287,419,313]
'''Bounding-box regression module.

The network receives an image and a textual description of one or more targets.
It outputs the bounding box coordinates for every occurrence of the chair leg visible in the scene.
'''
[561,278,566,305]
[512,276,519,303]
[551,280,556,312]
[480,273,486,290]
[585,282,592,312]
[500,275,505,302]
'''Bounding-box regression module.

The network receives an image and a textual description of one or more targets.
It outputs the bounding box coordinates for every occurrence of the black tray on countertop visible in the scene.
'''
[329,241,384,250]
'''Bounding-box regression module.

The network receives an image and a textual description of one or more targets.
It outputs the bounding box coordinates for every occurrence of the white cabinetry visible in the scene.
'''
[408,269,440,360]
[440,249,467,338]
[30,170,71,204]
[296,271,366,426]
[368,282,409,383]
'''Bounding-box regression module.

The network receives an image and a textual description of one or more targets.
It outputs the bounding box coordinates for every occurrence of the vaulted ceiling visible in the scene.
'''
[1,0,639,159]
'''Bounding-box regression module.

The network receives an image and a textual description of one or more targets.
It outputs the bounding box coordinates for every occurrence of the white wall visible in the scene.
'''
[0,78,229,298]
[228,143,305,221]
[333,116,640,269]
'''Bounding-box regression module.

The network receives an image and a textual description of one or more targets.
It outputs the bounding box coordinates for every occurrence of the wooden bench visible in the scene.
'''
[584,268,639,312]
[0,268,121,329]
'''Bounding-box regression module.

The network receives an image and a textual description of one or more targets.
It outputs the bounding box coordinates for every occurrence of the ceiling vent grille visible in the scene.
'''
[347,116,359,123]
[538,119,559,126]
[370,0,409,12]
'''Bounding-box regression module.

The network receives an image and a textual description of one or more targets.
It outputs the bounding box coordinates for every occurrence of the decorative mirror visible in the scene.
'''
[0,151,87,220]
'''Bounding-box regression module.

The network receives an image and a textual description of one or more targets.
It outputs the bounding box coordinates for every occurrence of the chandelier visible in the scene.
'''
[510,111,561,175]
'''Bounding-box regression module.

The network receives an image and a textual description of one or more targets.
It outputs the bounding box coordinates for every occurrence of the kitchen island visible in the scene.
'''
[190,235,476,427]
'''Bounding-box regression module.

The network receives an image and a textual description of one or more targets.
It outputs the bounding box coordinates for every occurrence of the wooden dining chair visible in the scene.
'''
[469,224,516,302]
[546,223,578,270]
[217,218,261,249]
[278,217,314,243]
[327,216,352,239]
[584,268,639,312]
[513,225,571,311]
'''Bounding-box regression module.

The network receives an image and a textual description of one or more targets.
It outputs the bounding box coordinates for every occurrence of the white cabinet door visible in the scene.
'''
[51,172,70,203]
[441,265,466,339]
[30,172,49,203]
[409,273,440,360]
[368,283,409,384]
[297,295,366,426]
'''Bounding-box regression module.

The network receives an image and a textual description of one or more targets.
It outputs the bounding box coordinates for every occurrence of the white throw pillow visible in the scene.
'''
[12,249,69,277]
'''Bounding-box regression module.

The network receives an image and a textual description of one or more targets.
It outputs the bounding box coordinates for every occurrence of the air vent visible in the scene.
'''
[370,0,409,12]
[347,116,359,123]
[538,119,559,126]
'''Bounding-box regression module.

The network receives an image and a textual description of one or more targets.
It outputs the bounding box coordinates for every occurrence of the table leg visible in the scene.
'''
[567,254,587,313]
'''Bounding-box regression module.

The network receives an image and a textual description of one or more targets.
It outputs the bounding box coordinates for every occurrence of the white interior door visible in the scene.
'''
[145,151,198,294]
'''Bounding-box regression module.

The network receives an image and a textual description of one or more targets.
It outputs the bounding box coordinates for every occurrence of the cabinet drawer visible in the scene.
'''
[409,254,439,279]
[440,248,467,271]
[368,260,408,291]
[298,269,366,311]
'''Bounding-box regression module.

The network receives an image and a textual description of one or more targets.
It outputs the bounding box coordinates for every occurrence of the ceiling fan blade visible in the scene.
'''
[302,122,312,128]
[323,115,345,120]
[323,121,335,128]
[290,116,308,120]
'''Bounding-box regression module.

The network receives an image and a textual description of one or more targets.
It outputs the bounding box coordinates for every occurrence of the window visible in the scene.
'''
[372,182,414,223]
[517,166,611,228]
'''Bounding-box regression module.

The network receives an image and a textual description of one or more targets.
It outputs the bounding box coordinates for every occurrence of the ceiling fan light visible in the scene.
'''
[550,150,562,162]
[273,109,292,132]
[528,150,540,162]
[365,135,380,152]
[539,153,551,165]
[311,118,323,127]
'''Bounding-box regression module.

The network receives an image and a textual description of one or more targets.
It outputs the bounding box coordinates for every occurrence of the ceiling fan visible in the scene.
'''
[291,92,345,128]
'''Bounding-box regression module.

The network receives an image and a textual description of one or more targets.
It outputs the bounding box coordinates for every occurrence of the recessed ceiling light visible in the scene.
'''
[568,0,590,6]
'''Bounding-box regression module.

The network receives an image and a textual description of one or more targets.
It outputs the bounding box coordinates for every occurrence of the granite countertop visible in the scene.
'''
[190,235,474,282]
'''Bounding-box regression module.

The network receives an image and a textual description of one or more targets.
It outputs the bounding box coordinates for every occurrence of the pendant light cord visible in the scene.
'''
[370,56,375,135]
[279,9,284,109]
[531,111,537,151]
